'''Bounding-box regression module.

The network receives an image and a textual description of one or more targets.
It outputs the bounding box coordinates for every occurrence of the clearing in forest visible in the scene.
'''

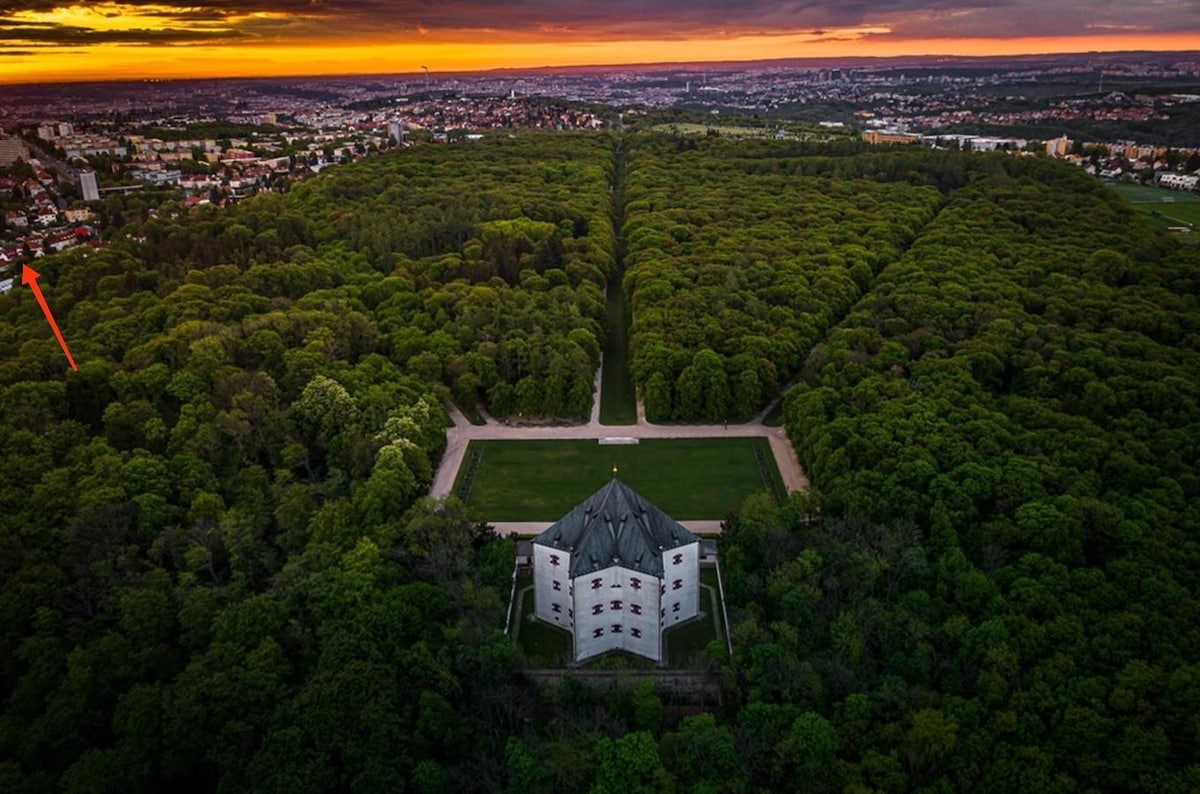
[455,438,782,521]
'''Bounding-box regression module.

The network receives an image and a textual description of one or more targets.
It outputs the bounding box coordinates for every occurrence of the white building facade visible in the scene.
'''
[532,477,701,664]
[1157,172,1199,191]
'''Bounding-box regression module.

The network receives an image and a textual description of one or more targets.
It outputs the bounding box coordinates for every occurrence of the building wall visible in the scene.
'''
[1158,173,1199,190]
[532,544,572,633]
[1046,136,1072,157]
[617,566,663,661]
[660,542,701,628]
[863,130,920,145]
[572,565,662,663]
[534,540,701,664]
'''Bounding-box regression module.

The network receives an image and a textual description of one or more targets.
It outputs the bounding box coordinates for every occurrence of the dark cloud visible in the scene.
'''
[0,0,1197,49]
[0,22,242,46]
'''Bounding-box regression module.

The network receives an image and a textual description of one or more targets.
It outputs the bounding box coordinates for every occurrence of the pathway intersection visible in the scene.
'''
[429,377,810,536]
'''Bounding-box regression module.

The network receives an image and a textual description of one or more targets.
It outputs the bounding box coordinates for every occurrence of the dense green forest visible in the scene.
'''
[2,133,1199,791]
[622,137,946,421]
[768,158,1200,789]
[111,133,613,418]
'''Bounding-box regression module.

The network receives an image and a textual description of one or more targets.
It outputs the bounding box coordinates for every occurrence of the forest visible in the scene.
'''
[1,131,1198,792]
[622,136,945,421]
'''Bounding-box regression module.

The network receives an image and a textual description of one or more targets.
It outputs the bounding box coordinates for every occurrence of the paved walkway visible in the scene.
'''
[427,373,810,529]
[488,519,725,537]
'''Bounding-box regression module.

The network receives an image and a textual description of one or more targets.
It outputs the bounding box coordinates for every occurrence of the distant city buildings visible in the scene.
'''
[1046,136,1073,157]
[3,58,1198,270]
[862,130,921,145]
[388,119,405,145]
[1158,172,1200,190]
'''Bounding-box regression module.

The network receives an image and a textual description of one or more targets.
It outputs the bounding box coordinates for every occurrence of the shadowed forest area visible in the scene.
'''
[0,132,1198,792]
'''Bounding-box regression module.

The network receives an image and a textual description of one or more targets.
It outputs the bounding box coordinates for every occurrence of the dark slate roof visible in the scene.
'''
[534,477,699,578]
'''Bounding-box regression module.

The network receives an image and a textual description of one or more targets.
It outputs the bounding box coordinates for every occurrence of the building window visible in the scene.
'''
[552,580,562,591]
[673,602,681,613]
[568,609,573,618]
[630,578,642,590]
[551,603,562,613]
[672,579,683,590]
[591,578,603,589]
[630,603,642,615]
[610,600,623,611]
[592,604,604,615]
[672,553,683,565]
[549,554,560,566]
[631,627,642,638]
[593,627,604,638]
[611,624,623,633]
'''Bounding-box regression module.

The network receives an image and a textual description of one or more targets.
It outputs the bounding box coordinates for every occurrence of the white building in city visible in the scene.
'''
[532,476,701,664]
[78,171,100,202]
[388,119,405,145]
[1157,172,1199,191]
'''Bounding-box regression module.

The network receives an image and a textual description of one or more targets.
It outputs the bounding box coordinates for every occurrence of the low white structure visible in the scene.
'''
[1157,173,1199,191]
[532,477,700,664]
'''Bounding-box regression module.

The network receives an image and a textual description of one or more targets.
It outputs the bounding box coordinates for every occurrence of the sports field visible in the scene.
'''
[455,438,783,521]
[1107,181,1200,232]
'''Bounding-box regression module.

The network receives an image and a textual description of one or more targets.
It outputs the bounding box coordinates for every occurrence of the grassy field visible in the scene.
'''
[458,438,780,520]
[513,583,571,667]
[665,568,727,668]
[599,282,637,425]
[1106,181,1200,233]
[651,122,778,138]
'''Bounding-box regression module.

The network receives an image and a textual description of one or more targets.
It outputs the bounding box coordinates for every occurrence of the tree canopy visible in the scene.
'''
[1,131,1198,792]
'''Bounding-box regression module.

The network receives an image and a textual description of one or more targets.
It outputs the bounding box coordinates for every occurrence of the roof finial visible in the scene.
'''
[612,464,618,478]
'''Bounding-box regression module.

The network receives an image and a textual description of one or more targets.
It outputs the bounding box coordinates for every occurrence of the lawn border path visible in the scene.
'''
[430,402,809,528]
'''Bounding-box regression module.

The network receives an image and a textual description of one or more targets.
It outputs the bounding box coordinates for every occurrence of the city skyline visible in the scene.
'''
[0,1,1198,84]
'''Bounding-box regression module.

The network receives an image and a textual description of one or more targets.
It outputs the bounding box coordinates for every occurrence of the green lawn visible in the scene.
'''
[513,583,571,667]
[650,122,776,138]
[599,281,637,425]
[459,438,779,520]
[665,568,728,669]
[1106,181,1200,232]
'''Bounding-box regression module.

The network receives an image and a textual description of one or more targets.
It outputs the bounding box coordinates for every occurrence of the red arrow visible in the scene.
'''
[21,265,77,372]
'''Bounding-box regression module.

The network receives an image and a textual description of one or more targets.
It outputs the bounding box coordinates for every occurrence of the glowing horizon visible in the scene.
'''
[0,1,1196,85]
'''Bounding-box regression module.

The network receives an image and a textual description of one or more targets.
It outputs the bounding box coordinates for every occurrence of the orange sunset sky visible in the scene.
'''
[0,2,1197,84]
